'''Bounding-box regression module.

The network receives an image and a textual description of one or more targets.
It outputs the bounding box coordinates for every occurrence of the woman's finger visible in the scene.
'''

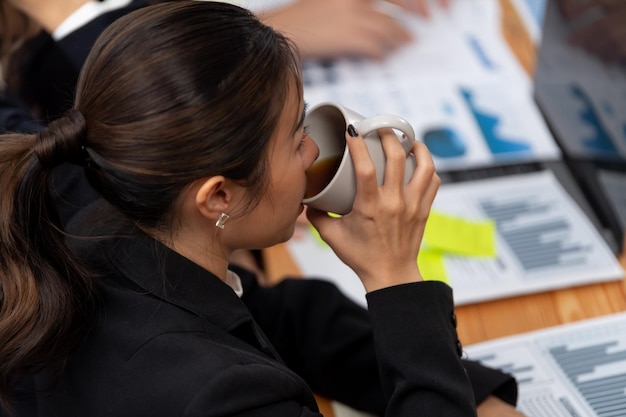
[406,140,436,196]
[345,125,378,204]
[379,128,411,194]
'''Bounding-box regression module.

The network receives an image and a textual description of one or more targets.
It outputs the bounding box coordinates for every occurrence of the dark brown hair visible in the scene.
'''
[0,1,301,409]
[0,1,40,86]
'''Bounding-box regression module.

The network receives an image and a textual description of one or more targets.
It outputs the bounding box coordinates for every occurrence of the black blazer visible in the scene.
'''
[5,251,517,417]
[240,271,517,415]
[18,217,477,416]
[4,203,517,416]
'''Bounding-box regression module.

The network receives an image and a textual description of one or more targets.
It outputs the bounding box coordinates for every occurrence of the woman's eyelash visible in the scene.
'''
[297,126,310,150]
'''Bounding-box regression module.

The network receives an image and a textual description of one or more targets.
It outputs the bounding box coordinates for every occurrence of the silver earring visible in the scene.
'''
[215,212,230,229]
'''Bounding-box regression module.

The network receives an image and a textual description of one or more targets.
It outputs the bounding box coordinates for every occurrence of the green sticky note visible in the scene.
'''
[423,211,496,257]
[417,249,450,286]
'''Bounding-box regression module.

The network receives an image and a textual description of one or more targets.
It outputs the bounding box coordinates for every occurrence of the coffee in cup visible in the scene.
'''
[302,102,417,215]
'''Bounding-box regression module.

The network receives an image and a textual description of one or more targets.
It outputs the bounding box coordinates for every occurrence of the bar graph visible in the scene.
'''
[479,197,592,272]
[548,342,626,416]
[439,170,623,304]
[466,312,626,417]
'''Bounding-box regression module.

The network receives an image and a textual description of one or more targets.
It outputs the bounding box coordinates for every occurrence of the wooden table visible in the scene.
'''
[263,0,626,414]
[263,241,626,347]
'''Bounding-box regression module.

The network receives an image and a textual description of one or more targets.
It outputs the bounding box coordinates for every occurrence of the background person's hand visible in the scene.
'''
[558,0,626,63]
[261,0,451,60]
[387,0,450,18]
[260,0,413,60]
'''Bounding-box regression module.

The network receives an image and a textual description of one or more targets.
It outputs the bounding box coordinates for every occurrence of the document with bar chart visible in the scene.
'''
[287,170,624,307]
[434,170,624,304]
[299,0,562,172]
[465,312,626,417]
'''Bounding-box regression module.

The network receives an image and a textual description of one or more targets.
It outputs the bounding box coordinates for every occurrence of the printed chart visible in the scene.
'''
[465,312,626,417]
[300,0,561,171]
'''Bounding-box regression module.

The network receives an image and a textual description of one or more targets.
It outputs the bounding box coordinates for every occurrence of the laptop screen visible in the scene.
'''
[533,0,626,162]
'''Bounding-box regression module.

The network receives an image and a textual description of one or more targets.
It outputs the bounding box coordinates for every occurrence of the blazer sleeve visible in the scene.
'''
[238,268,518,415]
[241,272,386,413]
[365,281,476,416]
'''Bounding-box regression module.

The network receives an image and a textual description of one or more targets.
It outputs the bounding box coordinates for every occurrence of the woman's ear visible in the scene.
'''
[194,176,230,221]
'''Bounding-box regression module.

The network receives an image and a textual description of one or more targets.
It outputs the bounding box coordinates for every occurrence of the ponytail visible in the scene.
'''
[0,110,95,410]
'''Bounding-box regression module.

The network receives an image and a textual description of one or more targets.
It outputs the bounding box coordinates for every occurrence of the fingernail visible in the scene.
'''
[347,124,359,138]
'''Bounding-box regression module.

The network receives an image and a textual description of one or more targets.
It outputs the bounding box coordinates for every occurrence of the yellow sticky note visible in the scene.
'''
[308,224,327,247]
[424,211,496,257]
[306,213,340,247]
[417,249,450,286]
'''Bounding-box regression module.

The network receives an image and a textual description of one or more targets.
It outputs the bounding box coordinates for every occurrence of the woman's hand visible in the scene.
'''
[477,395,527,417]
[307,128,440,292]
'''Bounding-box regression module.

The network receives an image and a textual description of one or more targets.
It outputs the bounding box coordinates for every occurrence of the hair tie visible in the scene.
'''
[35,109,88,169]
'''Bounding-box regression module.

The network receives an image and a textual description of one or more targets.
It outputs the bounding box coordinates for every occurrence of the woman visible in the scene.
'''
[0,2,474,415]
[0,3,523,416]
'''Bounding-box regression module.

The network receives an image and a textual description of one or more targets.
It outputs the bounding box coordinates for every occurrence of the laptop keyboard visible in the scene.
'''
[440,162,545,184]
